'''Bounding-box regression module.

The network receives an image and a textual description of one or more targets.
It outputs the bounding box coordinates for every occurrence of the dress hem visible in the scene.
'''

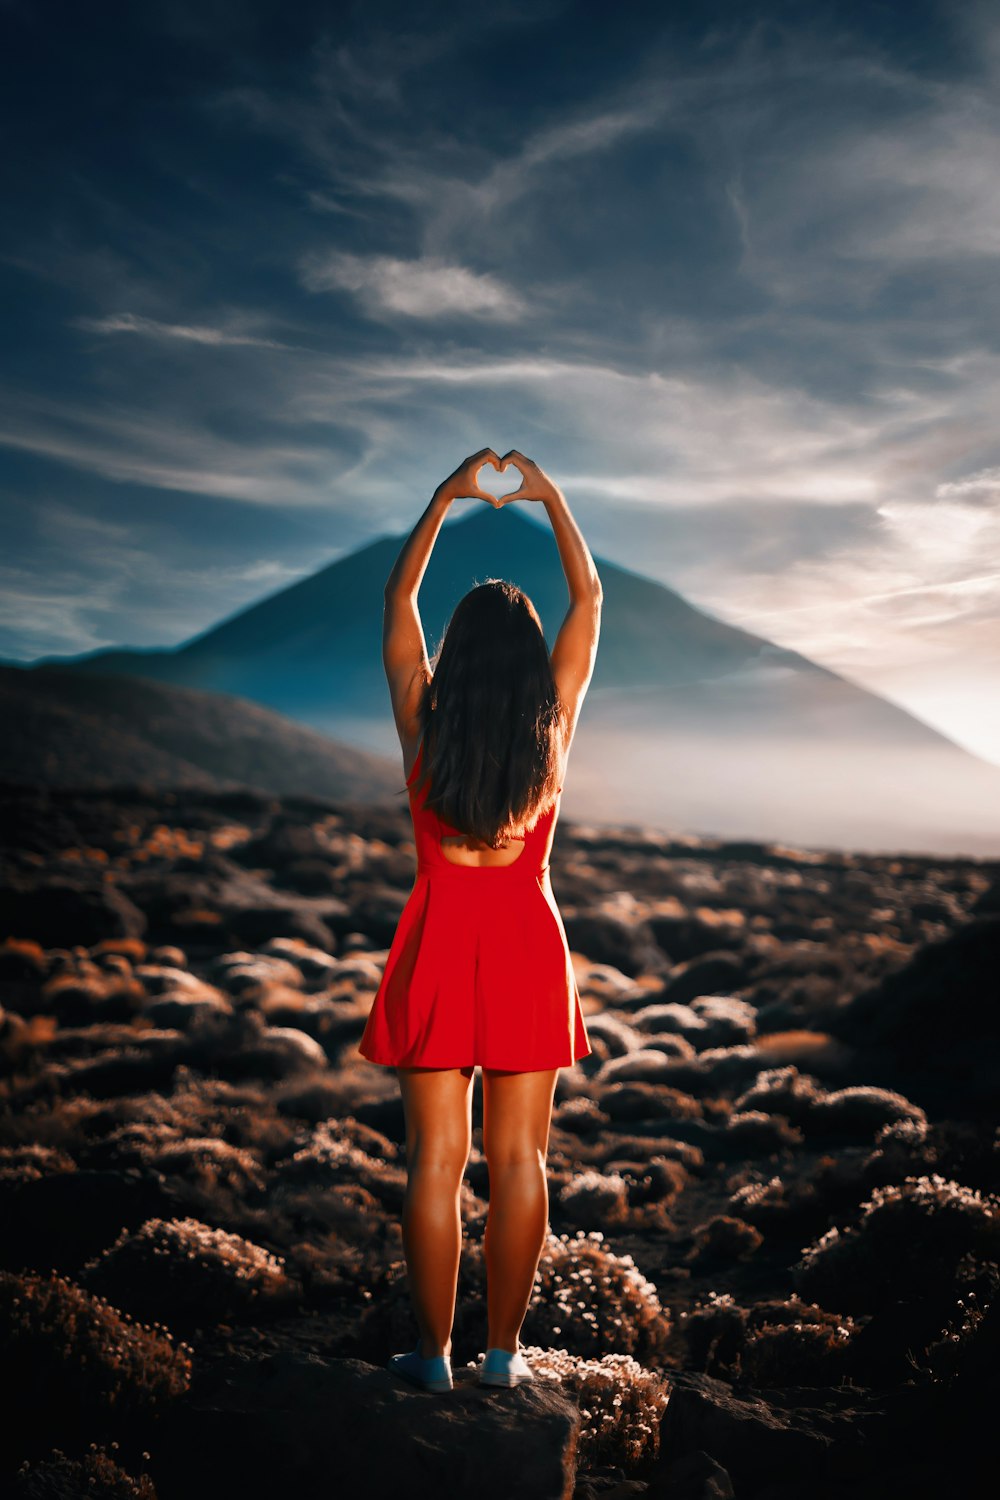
[358,1049,593,1069]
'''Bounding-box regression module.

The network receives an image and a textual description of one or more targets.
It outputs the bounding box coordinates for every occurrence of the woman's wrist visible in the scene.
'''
[431,484,455,509]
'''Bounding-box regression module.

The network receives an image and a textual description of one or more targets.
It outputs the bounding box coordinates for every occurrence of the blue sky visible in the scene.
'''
[3,0,1000,763]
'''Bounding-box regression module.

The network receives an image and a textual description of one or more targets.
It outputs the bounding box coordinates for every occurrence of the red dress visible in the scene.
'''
[358,739,592,1070]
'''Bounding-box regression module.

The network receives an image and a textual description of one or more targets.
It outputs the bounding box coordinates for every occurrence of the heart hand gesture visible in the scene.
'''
[493,450,564,506]
[435,449,505,506]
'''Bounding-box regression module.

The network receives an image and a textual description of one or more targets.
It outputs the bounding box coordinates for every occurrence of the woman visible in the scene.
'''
[358,447,603,1393]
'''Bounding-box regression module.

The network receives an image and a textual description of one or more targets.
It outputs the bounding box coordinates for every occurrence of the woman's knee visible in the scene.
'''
[406,1135,470,1178]
[483,1141,548,1177]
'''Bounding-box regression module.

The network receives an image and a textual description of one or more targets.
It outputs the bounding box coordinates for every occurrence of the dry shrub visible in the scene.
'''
[724,1110,804,1152]
[552,1096,611,1136]
[605,1156,689,1208]
[680,1291,857,1386]
[0,1269,191,1425]
[524,1231,672,1361]
[587,1133,704,1173]
[0,1144,77,1184]
[733,1066,823,1125]
[80,1216,297,1324]
[685,1214,763,1267]
[863,1118,998,1198]
[14,1444,156,1499]
[269,1119,407,1219]
[581,1013,637,1057]
[556,1171,631,1231]
[600,1048,694,1085]
[912,1267,1000,1386]
[144,1137,267,1202]
[734,1069,927,1140]
[741,1315,855,1386]
[794,1174,1000,1312]
[658,1045,764,1095]
[473,1347,670,1470]
[363,1229,672,1367]
[807,1085,925,1136]
[601,1082,703,1124]
[689,994,757,1047]
[678,1291,746,1377]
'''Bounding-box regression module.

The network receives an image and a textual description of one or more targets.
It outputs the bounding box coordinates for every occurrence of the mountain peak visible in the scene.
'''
[448,502,541,528]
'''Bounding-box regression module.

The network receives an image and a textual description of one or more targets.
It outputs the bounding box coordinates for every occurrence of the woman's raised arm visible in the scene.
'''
[382,449,502,751]
[499,450,603,753]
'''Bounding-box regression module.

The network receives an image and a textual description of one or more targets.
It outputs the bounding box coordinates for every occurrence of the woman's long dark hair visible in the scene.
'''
[412,579,566,847]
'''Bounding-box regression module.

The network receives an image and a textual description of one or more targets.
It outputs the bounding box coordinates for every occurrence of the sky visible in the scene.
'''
[2,0,1000,765]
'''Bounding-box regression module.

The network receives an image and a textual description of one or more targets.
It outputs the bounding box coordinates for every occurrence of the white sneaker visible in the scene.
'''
[478,1347,535,1387]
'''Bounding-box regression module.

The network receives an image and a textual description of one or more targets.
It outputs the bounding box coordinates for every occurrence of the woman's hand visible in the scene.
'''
[495,450,565,506]
[434,449,504,506]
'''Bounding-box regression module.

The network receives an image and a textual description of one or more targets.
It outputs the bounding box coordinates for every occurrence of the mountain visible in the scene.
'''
[15,505,1000,855]
[0,664,401,801]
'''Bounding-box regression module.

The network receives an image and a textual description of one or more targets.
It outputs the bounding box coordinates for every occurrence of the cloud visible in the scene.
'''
[0,388,340,506]
[936,465,1000,505]
[0,498,314,659]
[298,251,528,320]
[72,312,294,349]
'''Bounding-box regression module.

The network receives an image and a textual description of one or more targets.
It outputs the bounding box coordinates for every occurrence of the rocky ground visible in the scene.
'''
[1,777,997,1499]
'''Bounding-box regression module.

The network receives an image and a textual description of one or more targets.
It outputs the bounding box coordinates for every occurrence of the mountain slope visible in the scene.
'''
[0,664,401,801]
[21,506,971,747]
[15,505,1000,853]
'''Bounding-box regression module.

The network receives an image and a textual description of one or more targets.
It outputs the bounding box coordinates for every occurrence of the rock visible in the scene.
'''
[824,915,1000,1114]
[134,964,221,997]
[648,904,747,962]
[656,1371,884,1493]
[636,1034,695,1061]
[207,954,307,995]
[600,1049,694,1084]
[652,1448,735,1499]
[224,905,335,951]
[563,911,670,978]
[600,1082,702,1125]
[0,1169,181,1275]
[150,944,188,967]
[3,882,147,947]
[660,953,748,1007]
[583,1014,644,1057]
[152,1352,582,1500]
[234,818,330,869]
[689,995,757,1048]
[261,937,343,984]
[144,993,230,1029]
[631,1002,708,1042]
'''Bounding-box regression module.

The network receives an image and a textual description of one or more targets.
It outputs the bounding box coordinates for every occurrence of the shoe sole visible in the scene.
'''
[388,1357,453,1394]
[478,1372,535,1387]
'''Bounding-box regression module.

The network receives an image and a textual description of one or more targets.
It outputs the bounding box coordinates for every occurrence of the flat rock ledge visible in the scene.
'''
[152,1351,583,1500]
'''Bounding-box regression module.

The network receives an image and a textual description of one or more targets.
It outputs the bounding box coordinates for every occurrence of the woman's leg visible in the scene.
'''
[395,1064,476,1358]
[481,1067,560,1353]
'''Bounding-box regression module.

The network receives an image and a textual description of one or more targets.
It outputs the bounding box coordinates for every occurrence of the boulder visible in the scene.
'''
[660,953,747,1007]
[655,1370,885,1493]
[152,1352,582,1500]
[3,882,147,947]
